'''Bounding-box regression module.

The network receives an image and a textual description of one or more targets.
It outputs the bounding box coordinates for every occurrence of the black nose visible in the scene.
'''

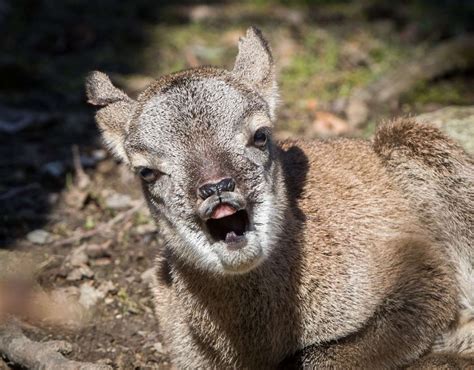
[198,178,236,200]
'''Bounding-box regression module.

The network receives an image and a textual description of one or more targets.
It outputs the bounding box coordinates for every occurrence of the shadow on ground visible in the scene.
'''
[0,0,193,246]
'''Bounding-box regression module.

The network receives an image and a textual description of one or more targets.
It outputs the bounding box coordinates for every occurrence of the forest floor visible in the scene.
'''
[1,1,473,368]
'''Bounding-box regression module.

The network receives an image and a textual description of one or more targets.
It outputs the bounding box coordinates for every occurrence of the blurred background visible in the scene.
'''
[0,1,473,368]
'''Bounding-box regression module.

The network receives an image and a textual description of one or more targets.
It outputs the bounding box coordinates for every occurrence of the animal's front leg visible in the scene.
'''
[282,346,474,369]
[280,244,458,369]
[279,341,363,369]
[280,320,435,370]
[407,353,474,369]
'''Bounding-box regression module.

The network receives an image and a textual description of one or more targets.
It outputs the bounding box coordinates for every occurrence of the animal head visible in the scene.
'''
[86,27,286,274]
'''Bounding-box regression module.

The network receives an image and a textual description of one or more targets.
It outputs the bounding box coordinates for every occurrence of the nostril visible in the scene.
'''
[198,183,216,200]
[219,178,235,193]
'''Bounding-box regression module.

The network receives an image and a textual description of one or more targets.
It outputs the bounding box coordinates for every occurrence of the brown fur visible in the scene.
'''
[86,27,473,368]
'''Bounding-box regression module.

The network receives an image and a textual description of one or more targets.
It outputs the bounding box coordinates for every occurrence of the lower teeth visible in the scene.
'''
[225,231,240,243]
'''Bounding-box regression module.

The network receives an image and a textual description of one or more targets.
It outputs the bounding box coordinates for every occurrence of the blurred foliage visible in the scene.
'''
[405,77,474,106]
[1,0,472,108]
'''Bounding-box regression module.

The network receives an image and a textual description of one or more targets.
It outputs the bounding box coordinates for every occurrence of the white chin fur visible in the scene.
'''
[172,221,268,275]
[213,231,265,274]
[171,187,282,275]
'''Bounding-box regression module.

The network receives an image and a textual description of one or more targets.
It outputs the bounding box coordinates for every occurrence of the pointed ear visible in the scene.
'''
[85,71,135,163]
[232,27,278,118]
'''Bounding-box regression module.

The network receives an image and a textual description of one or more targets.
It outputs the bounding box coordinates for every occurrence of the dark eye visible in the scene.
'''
[253,128,268,148]
[138,167,159,183]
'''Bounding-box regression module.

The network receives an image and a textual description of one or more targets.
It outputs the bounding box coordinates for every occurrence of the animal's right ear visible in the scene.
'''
[85,71,135,163]
[232,27,278,119]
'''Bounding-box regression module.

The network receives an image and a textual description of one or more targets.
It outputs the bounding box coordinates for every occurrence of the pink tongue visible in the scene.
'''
[211,204,236,219]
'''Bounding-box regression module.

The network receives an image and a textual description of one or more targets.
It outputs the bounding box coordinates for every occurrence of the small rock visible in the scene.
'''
[105,193,132,210]
[98,280,117,295]
[68,246,89,267]
[152,342,165,353]
[86,241,112,258]
[47,193,59,205]
[125,276,135,284]
[79,283,104,309]
[26,229,52,245]
[91,257,112,266]
[415,106,474,153]
[96,358,114,367]
[42,161,65,178]
[66,265,94,281]
[140,268,155,286]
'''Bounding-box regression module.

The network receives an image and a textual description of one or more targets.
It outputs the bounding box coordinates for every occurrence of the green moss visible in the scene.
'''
[117,287,141,314]
[405,79,473,106]
[361,119,377,138]
[84,216,96,230]
[279,25,407,115]
[280,29,341,103]
[142,24,236,75]
[133,211,153,226]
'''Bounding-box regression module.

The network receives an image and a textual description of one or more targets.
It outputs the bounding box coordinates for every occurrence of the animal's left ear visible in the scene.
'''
[232,27,278,119]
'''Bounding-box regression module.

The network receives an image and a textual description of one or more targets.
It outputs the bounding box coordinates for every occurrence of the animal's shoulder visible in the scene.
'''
[279,138,400,208]
[278,137,419,256]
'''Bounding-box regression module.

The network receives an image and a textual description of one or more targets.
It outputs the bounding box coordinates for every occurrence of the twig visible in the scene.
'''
[72,145,90,189]
[0,183,41,201]
[53,201,144,247]
[0,322,111,370]
[346,35,474,128]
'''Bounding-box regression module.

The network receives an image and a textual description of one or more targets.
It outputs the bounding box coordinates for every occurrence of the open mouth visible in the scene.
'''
[206,206,250,244]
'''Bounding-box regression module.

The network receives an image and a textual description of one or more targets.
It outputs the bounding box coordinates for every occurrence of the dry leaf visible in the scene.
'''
[311,111,350,136]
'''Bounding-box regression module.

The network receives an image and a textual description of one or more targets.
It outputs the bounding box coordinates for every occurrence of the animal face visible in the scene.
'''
[86,27,285,274]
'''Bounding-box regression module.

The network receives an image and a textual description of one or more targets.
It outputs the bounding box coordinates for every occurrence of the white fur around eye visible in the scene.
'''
[247,112,272,133]
[234,133,248,147]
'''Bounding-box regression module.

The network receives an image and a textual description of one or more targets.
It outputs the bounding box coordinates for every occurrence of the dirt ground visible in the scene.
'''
[2,164,171,368]
[1,1,473,368]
